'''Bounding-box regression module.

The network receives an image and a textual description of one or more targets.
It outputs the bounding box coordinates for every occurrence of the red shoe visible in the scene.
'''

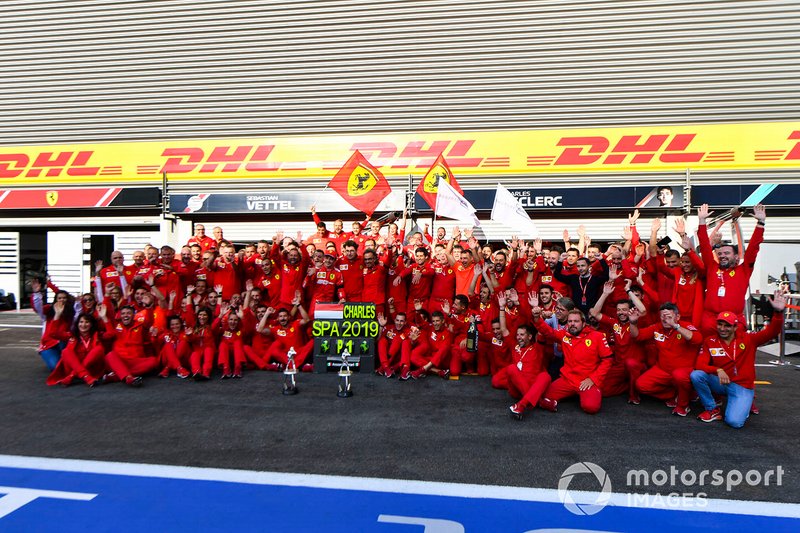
[509,404,524,420]
[539,397,558,412]
[232,371,243,379]
[697,408,721,422]
[384,366,395,379]
[301,363,313,373]
[81,374,98,388]
[158,367,170,378]
[672,406,690,417]
[665,398,678,408]
[177,367,190,379]
[265,363,280,372]
[627,394,641,405]
[438,369,450,379]
[375,366,386,376]
[125,376,143,388]
[410,368,426,380]
[398,366,412,381]
[750,402,760,415]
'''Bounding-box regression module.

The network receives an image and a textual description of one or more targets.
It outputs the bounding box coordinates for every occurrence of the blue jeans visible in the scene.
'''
[39,341,66,371]
[690,370,755,429]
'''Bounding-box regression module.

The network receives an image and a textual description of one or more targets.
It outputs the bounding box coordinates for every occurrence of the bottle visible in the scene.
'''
[466,320,479,353]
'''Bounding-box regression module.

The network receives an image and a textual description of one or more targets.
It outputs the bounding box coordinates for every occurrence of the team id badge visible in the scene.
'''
[718,286,726,297]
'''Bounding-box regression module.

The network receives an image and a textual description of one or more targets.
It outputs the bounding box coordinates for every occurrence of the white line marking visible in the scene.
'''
[0,455,797,518]
[0,324,40,329]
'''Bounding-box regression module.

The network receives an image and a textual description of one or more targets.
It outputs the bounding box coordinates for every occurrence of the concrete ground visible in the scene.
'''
[1,310,798,503]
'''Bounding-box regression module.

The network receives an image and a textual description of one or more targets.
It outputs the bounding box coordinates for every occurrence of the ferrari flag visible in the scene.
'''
[328,151,392,216]
[416,153,463,210]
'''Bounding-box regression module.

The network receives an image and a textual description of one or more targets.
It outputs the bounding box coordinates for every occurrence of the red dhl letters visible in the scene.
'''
[553,134,705,166]
[0,151,100,178]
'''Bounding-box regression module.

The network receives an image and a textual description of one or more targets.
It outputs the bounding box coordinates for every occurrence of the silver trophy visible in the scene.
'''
[337,349,353,398]
[283,346,298,395]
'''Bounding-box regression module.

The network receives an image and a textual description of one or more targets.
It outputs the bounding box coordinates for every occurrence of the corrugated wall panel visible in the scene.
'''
[1,0,799,191]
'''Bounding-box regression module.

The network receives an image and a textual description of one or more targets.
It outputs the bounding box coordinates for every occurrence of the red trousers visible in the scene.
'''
[491,366,510,389]
[242,346,269,370]
[507,366,552,410]
[542,378,603,414]
[602,358,646,399]
[635,366,693,408]
[63,346,105,379]
[161,341,190,371]
[190,346,215,377]
[265,340,313,367]
[402,340,450,369]
[378,336,404,368]
[218,340,246,374]
[105,351,160,380]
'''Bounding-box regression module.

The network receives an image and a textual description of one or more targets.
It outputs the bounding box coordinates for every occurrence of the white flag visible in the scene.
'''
[435,178,481,227]
[490,183,538,238]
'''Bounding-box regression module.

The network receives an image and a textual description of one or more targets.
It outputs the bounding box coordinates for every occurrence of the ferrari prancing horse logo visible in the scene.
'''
[46,191,58,206]
[347,165,377,197]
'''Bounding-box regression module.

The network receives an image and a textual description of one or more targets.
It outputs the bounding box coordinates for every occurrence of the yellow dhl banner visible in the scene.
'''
[1,121,799,185]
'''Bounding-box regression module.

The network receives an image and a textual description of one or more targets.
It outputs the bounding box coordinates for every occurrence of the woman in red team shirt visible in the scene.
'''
[46,311,109,387]
[188,307,216,380]
[31,278,76,371]
[157,315,192,379]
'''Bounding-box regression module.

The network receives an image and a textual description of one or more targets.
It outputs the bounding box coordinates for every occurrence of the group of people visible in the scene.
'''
[33,203,786,428]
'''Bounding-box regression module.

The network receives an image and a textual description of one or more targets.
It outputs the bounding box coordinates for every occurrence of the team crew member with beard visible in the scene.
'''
[402,310,452,379]
[696,203,765,336]
[554,256,609,315]
[103,299,159,387]
[589,281,647,404]
[528,294,576,379]
[428,244,457,313]
[630,303,702,417]
[376,312,411,378]
[208,243,243,302]
[259,296,314,371]
[362,247,391,316]
[532,307,614,415]
[397,247,435,312]
[214,306,247,379]
[187,224,215,252]
[691,293,785,427]
[46,311,109,387]
[273,236,311,309]
[487,294,550,420]
[336,240,364,302]
[309,252,344,315]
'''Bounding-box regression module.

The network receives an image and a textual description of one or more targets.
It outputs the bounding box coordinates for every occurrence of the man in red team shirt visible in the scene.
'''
[397,247,435,312]
[691,293,785,428]
[505,320,552,421]
[208,243,242,301]
[696,203,766,336]
[376,312,410,378]
[533,308,614,414]
[589,281,647,404]
[361,247,390,315]
[309,253,344,315]
[94,250,135,298]
[259,297,313,371]
[187,224,216,252]
[103,304,159,387]
[428,244,456,313]
[336,240,364,302]
[630,302,703,416]
[403,310,452,379]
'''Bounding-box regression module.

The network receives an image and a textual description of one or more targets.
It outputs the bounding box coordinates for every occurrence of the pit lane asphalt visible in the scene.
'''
[1,310,798,503]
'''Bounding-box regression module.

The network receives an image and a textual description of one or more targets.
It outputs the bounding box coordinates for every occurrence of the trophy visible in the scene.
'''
[283,346,298,395]
[337,349,353,398]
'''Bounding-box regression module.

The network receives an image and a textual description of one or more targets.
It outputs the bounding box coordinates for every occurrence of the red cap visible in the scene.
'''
[716,311,737,325]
